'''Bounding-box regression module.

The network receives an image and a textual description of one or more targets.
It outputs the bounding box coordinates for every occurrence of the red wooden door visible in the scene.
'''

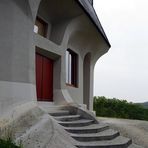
[42,57,53,100]
[36,53,53,101]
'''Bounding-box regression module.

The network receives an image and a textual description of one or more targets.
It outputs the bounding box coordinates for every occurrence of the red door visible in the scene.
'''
[36,53,53,101]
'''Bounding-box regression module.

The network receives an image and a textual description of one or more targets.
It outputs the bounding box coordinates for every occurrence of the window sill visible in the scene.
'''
[66,83,78,88]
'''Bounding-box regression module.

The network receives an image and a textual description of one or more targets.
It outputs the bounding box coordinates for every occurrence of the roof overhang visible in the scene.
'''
[76,0,111,47]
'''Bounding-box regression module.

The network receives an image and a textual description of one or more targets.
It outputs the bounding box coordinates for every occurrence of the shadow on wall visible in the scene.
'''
[83,52,91,109]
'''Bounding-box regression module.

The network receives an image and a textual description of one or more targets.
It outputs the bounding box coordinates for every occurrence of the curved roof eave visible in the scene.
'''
[76,0,111,47]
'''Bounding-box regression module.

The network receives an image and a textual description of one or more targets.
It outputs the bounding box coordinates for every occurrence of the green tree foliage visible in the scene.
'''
[137,102,148,109]
[93,96,148,121]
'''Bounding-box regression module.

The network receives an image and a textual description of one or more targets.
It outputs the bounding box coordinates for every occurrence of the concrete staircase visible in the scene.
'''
[49,106,143,148]
[6,105,143,148]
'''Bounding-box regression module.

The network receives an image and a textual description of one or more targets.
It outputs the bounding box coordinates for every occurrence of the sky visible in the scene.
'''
[93,0,148,103]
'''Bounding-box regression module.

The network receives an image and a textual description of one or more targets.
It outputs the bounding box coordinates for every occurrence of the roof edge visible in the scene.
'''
[76,0,111,47]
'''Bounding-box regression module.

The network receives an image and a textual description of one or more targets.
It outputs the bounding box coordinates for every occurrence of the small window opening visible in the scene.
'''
[34,17,47,37]
[66,49,78,87]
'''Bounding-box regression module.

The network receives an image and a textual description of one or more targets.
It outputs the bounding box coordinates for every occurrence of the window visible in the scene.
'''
[34,17,47,37]
[66,49,78,87]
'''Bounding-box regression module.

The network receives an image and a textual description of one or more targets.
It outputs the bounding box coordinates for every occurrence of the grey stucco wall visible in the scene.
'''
[34,10,110,109]
[0,0,37,118]
[0,0,35,83]
[0,0,109,119]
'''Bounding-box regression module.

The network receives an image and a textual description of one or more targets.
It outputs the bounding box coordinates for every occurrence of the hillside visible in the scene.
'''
[94,96,148,121]
[139,102,148,108]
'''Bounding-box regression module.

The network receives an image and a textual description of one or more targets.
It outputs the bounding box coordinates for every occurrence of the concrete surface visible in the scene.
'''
[0,106,77,148]
[98,117,148,148]
[0,0,110,118]
[49,106,135,148]
[0,105,144,148]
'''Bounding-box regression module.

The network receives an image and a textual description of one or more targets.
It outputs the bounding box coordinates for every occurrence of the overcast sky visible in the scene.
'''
[93,0,148,103]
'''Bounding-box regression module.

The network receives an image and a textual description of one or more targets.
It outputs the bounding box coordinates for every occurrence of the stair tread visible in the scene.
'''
[49,110,69,114]
[48,110,70,117]
[54,114,80,119]
[64,123,109,130]
[58,119,94,124]
[71,129,119,137]
[76,136,131,146]
[128,144,144,148]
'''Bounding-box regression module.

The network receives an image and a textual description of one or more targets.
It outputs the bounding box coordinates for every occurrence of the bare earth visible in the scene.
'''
[98,117,148,148]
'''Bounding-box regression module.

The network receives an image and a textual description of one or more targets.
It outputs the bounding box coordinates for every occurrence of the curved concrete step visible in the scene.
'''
[75,136,132,148]
[58,119,94,127]
[49,110,70,116]
[64,123,109,133]
[128,144,144,148]
[54,114,81,121]
[71,129,119,141]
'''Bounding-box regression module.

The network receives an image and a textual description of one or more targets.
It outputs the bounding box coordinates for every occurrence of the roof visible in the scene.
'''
[77,0,111,47]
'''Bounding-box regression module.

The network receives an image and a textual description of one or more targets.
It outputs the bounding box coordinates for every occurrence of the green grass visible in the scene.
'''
[0,138,21,148]
[0,127,23,148]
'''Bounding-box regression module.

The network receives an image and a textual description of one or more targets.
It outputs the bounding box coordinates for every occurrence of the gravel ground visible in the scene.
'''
[98,117,148,148]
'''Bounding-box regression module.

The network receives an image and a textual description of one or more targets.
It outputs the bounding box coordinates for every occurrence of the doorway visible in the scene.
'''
[36,53,53,101]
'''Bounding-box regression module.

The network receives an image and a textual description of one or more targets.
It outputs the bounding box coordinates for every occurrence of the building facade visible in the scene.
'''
[0,0,110,120]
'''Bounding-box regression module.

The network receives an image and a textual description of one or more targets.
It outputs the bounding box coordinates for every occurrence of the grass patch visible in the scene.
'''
[0,139,22,148]
[0,124,23,148]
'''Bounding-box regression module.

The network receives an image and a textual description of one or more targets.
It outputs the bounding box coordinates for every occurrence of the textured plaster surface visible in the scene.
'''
[98,117,148,148]
[15,112,77,148]
[0,0,109,118]
[0,107,77,148]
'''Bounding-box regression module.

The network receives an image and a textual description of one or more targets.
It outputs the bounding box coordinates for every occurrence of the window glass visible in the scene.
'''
[34,17,47,37]
[66,49,78,87]
[34,25,38,33]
